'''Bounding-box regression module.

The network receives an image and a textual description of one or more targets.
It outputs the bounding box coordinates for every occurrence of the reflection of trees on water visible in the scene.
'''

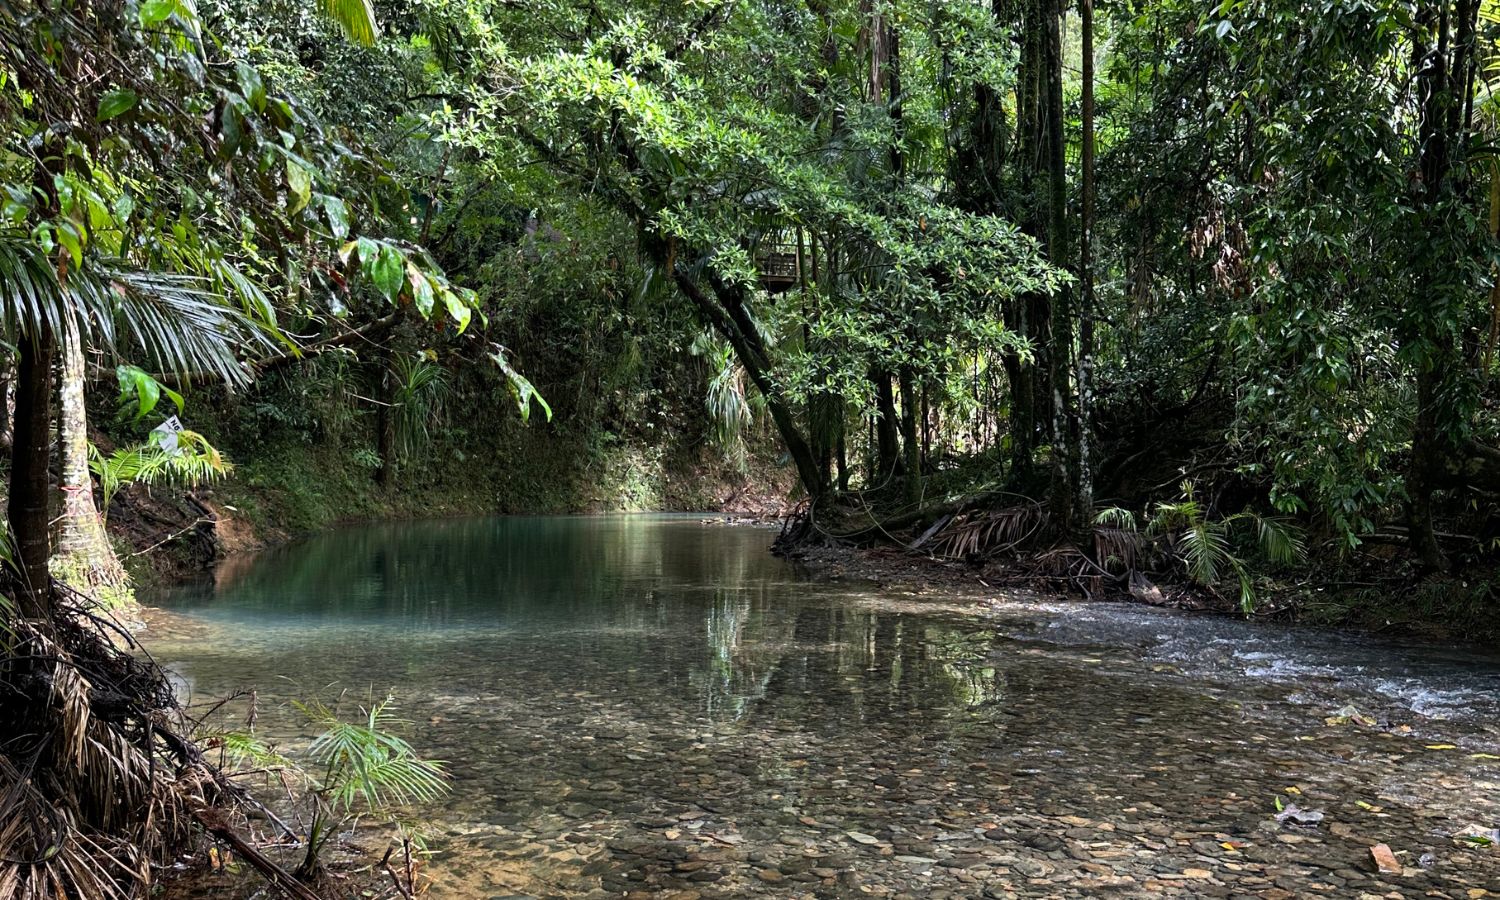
[176,516,789,628]
[162,516,1005,735]
[693,589,774,720]
[696,594,1007,729]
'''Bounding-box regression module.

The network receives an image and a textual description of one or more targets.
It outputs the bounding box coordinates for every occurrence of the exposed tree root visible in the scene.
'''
[0,584,315,899]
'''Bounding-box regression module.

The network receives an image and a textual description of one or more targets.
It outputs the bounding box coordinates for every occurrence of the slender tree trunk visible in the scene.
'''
[55,311,128,599]
[1410,369,1446,570]
[1006,0,1052,483]
[9,330,56,615]
[887,18,919,503]
[1075,0,1097,533]
[670,266,826,499]
[835,407,849,492]
[375,350,397,489]
[920,381,930,471]
[900,369,921,505]
[1407,0,1469,571]
[874,370,902,480]
[887,24,904,181]
[0,361,12,451]
[1043,0,1077,533]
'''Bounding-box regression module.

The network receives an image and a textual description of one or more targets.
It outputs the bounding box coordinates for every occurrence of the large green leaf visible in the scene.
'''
[370,244,404,302]
[489,344,552,423]
[442,288,472,334]
[322,195,350,240]
[97,89,138,121]
[138,0,177,26]
[115,364,184,421]
[406,262,434,316]
[286,159,313,215]
[315,0,379,46]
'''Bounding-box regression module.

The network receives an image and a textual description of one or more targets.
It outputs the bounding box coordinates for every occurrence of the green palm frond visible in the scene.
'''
[90,430,233,520]
[213,731,293,770]
[299,696,448,814]
[1250,514,1306,566]
[328,753,448,809]
[0,236,269,388]
[1147,482,1203,534]
[1093,506,1137,531]
[1176,520,1229,587]
[316,0,379,45]
[1142,481,1307,614]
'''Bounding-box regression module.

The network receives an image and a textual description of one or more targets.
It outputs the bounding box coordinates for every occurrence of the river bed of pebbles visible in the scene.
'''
[144,517,1500,899]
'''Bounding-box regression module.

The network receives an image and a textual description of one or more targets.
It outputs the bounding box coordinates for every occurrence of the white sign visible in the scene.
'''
[152,415,184,456]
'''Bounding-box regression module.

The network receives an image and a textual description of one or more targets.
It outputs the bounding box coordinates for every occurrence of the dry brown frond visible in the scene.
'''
[926,504,1048,560]
[0,593,197,900]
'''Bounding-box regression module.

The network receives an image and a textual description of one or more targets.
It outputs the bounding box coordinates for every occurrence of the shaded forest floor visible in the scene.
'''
[783,531,1500,646]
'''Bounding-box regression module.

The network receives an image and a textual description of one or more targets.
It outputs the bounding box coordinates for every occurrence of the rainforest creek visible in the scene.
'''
[146,516,1500,899]
[4,0,1500,897]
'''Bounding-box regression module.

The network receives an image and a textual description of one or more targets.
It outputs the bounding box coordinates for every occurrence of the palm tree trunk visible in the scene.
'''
[0,359,12,451]
[55,312,128,600]
[9,329,56,616]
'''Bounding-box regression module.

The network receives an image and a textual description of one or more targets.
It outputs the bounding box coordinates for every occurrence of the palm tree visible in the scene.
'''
[0,237,264,616]
[317,0,380,44]
[55,308,128,601]
[26,0,382,610]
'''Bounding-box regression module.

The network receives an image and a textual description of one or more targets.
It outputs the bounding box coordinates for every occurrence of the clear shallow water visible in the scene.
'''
[147,515,1500,898]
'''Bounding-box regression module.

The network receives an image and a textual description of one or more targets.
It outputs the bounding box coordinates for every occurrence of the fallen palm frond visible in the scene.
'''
[924,502,1048,560]
[0,593,186,900]
[0,586,310,900]
[1093,525,1145,575]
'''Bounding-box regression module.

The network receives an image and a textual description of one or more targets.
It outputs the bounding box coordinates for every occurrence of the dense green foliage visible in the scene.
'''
[7,0,1500,612]
[6,2,1500,896]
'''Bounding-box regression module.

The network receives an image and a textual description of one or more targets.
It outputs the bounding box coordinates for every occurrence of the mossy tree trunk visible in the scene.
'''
[55,311,129,602]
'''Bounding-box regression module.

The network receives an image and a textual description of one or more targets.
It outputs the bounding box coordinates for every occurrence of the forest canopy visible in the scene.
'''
[4,0,1500,602]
